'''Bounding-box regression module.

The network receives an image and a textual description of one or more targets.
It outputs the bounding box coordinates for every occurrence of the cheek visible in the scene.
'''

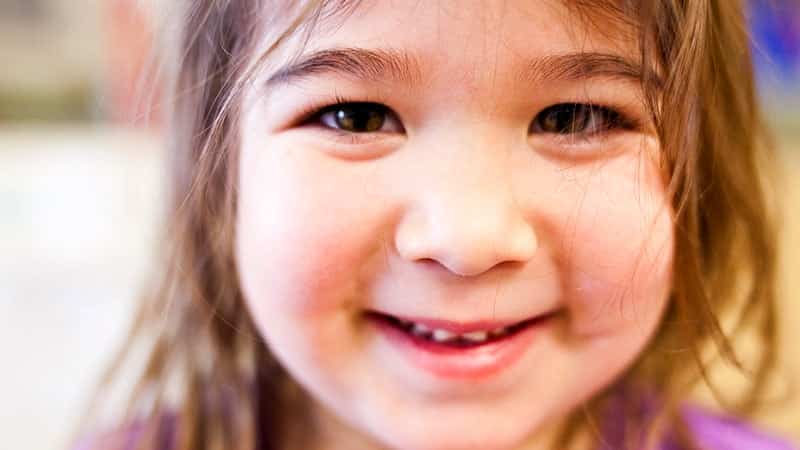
[233,155,364,377]
[548,158,674,336]
[234,141,382,322]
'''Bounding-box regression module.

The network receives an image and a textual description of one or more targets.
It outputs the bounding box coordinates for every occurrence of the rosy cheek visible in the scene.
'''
[247,232,355,316]
[543,153,673,336]
[564,218,673,336]
[237,147,375,318]
[240,182,392,324]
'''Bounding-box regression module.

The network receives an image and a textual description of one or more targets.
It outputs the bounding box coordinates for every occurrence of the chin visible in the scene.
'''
[380,433,524,450]
[366,416,538,450]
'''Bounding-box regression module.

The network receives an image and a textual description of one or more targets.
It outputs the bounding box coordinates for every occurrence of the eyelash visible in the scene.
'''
[294,95,640,140]
[295,94,374,128]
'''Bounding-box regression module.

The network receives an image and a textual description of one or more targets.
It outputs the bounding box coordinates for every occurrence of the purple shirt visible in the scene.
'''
[597,403,797,450]
[679,406,797,450]
[72,404,797,450]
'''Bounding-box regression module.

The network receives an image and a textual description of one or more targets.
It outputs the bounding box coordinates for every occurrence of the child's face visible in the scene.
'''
[236,1,674,449]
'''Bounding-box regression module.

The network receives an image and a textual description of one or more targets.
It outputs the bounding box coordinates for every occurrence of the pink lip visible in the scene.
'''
[367,312,555,380]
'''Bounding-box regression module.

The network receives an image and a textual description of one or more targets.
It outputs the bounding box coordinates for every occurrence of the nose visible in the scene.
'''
[395,152,538,278]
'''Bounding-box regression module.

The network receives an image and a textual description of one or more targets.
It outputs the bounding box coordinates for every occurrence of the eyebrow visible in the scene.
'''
[266,47,424,87]
[265,47,657,88]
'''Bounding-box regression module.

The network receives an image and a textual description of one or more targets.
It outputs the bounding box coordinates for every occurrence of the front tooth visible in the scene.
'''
[411,323,431,336]
[431,329,457,342]
[462,330,489,342]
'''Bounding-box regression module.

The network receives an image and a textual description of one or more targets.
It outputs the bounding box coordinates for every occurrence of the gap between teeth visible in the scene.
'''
[405,322,509,343]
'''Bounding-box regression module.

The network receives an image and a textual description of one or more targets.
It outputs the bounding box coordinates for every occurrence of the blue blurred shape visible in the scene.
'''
[750,0,800,87]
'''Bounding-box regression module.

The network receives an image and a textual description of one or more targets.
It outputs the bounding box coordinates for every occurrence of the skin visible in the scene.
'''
[235,1,675,449]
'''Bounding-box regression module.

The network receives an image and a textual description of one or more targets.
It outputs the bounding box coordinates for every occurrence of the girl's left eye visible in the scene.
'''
[314,102,404,134]
[529,103,632,136]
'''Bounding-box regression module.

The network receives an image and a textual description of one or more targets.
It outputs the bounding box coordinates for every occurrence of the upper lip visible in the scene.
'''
[366,310,553,333]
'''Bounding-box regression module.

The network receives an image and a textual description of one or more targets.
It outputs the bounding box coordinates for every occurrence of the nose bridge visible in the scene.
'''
[395,126,538,277]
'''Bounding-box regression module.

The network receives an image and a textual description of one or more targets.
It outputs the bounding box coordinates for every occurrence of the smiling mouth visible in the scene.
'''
[363,311,544,349]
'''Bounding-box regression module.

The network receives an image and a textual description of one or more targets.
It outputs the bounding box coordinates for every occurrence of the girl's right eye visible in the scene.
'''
[313,102,405,134]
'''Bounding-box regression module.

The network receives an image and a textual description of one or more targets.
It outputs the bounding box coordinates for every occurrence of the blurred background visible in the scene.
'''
[0,1,797,449]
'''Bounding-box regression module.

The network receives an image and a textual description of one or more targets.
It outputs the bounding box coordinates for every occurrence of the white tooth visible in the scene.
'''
[432,329,457,342]
[462,330,489,342]
[411,323,431,336]
[489,327,508,337]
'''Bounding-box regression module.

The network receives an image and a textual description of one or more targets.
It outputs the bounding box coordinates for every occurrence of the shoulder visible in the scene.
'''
[679,405,798,450]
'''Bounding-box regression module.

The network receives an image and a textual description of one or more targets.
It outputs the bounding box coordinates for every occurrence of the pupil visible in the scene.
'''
[335,105,385,132]
[544,104,590,133]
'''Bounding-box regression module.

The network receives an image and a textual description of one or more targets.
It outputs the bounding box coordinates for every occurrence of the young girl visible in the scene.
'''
[73,1,797,449]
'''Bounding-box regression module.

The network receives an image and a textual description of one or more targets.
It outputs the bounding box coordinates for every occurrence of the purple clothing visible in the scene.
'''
[72,405,797,450]
[597,403,797,450]
[679,406,797,450]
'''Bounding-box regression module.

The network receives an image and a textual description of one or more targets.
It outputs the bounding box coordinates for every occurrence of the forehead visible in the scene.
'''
[251,0,642,94]
[303,0,635,60]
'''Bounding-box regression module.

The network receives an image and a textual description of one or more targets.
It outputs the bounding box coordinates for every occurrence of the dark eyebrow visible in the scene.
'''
[266,47,424,87]
[265,47,658,88]
[516,52,657,86]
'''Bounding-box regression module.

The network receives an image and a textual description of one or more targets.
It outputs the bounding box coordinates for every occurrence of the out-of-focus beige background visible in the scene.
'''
[0,1,797,450]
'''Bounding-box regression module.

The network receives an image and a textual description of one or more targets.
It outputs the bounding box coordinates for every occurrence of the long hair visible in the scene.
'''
[72,1,781,449]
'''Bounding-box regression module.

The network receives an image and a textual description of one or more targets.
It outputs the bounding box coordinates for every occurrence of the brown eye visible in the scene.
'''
[530,103,623,135]
[319,102,398,133]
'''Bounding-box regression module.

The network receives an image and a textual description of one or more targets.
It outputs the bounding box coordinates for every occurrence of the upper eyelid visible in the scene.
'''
[313,102,404,133]
[315,101,399,119]
[535,103,638,130]
[317,101,391,117]
[297,100,638,132]
[296,98,394,125]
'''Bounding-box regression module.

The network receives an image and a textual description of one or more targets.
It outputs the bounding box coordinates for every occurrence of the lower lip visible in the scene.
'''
[368,313,553,380]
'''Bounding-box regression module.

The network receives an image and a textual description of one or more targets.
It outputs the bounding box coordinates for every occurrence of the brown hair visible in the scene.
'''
[72,1,782,449]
